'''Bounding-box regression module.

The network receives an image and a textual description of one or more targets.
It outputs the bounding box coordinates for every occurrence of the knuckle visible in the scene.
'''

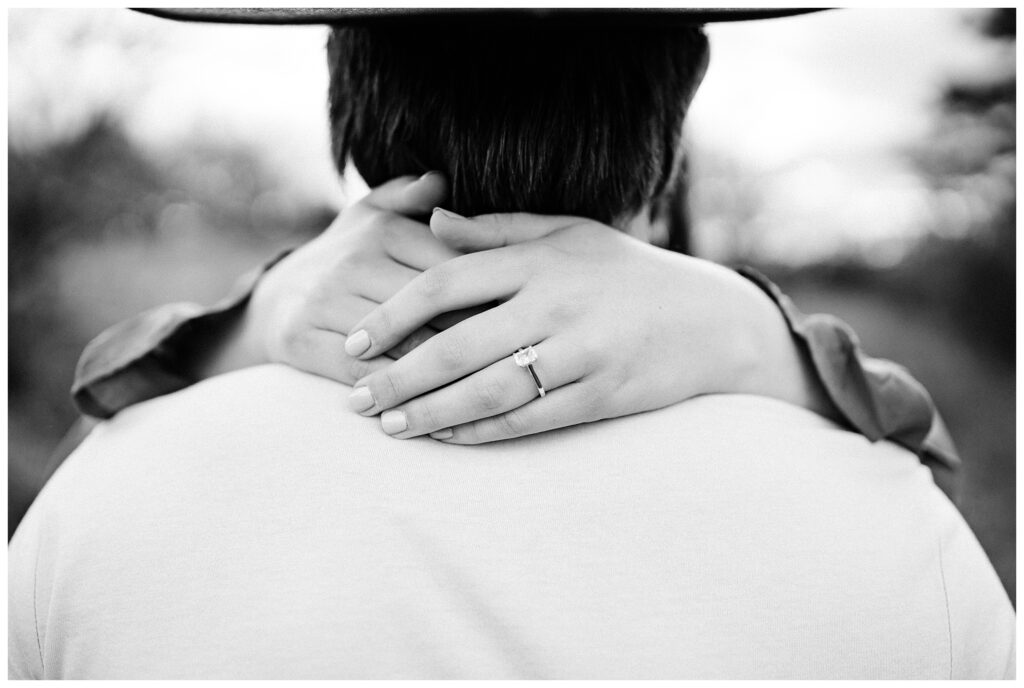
[305,281,334,311]
[278,324,308,360]
[474,381,507,412]
[334,250,364,275]
[609,361,633,390]
[497,409,526,437]
[346,356,373,382]
[419,265,452,300]
[368,307,392,339]
[370,370,402,408]
[362,205,388,226]
[453,424,481,445]
[408,401,440,433]
[544,300,577,326]
[352,208,387,241]
[434,334,467,371]
[378,219,404,249]
[347,204,375,231]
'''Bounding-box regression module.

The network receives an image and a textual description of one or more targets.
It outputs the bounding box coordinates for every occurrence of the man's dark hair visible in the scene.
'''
[327,24,708,236]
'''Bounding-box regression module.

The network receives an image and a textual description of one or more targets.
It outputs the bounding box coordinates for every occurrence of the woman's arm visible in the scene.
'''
[71,253,288,419]
[343,209,957,468]
[70,185,956,469]
[72,173,454,417]
[738,267,957,469]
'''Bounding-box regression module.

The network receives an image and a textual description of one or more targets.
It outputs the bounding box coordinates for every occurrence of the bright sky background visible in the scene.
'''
[693,8,1007,264]
[8,8,1006,265]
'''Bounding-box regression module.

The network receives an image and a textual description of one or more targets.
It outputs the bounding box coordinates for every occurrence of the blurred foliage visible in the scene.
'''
[899,9,1015,362]
[738,9,1014,362]
[11,118,159,402]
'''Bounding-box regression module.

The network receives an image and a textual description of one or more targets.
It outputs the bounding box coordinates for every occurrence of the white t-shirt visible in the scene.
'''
[8,365,1015,679]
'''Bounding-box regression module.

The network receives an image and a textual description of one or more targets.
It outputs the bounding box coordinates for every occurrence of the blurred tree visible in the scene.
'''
[886,7,1016,602]
[10,116,162,405]
[902,8,1015,362]
[9,117,166,534]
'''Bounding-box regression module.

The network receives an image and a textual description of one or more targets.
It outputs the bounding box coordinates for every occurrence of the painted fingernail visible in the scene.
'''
[432,207,463,220]
[348,386,374,413]
[344,330,370,357]
[381,410,408,435]
[430,428,454,440]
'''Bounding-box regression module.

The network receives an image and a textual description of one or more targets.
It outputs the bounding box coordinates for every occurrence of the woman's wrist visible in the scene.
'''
[724,276,841,423]
[182,300,269,381]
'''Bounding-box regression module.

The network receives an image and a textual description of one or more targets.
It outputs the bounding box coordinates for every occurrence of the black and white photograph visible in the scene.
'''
[8,6,1016,679]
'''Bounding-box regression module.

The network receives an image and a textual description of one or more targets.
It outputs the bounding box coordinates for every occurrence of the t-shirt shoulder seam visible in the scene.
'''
[937,537,953,679]
[32,529,45,677]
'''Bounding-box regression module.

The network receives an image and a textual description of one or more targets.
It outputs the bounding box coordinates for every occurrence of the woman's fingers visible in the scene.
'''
[373,338,588,439]
[430,207,582,252]
[308,293,437,363]
[428,304,492,333]
[438,381,600,444]
[344,250,529,359]
[380,213,463,271]
[361,173,460,270]
[347,300,547,413]
[364,172,448,216]
[305,292,378,338]
[387,326,439,360]
[344,258,421,304]
[287,327,391,385]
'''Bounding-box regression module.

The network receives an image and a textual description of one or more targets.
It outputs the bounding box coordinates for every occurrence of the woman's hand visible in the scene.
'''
[344,210,834,443]
[192,173,464,384]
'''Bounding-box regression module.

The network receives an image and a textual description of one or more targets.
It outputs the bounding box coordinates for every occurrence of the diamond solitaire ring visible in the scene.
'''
[512,346,546,398]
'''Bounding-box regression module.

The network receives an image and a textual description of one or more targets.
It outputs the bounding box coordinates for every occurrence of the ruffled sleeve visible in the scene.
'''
[737,266,959,470]
[71,249,293,418]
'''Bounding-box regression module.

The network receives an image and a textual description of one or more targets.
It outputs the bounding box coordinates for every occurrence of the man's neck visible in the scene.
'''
[621,204,670,248]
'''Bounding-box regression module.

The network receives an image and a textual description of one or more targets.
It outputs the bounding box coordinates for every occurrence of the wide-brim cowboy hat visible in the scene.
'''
[134,8,825,27]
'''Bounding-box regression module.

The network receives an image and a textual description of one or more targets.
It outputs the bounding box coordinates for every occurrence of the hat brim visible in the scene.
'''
[134,8,825,27]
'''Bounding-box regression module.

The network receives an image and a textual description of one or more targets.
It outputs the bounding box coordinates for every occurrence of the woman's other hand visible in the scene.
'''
[195,173,461,384]
[345,210,835,443]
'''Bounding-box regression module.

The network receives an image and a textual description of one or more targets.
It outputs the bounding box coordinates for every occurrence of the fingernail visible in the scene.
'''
[432,207,463,220]
[344,330,370,357]
[430,428,454,440]
[418,170,438,181]
[381,410,408,435]
[348,386,375,413]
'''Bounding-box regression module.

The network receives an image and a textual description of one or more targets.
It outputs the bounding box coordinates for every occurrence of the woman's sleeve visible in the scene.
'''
[737,267,960,471]
[71,249,294,419]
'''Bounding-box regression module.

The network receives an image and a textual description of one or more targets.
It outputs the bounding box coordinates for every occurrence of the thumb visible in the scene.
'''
[430,208,582,252]
[364,172,449,216]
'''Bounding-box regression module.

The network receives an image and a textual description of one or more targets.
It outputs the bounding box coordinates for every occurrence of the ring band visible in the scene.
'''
[512,346,546,398]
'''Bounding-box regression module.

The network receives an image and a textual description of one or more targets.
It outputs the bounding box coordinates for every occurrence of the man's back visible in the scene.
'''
[8,365,1014,679]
